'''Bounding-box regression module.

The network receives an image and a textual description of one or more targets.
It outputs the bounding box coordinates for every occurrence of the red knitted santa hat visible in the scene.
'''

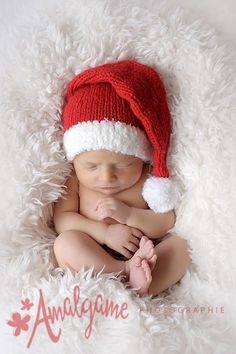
[62,60,180,213]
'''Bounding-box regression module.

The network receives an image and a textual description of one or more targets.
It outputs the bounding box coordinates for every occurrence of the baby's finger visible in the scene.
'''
[98,209,112,218]
[131,228,143,238]
[131,237,140,247]
[121,247,133,259]
[126,242,139,253]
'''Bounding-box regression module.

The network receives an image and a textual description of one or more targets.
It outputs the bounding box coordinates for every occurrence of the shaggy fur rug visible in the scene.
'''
[0,0,235,353]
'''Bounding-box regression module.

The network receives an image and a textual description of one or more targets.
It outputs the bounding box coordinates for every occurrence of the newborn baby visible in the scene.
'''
[53,149,190,296]
[53,59,191,296]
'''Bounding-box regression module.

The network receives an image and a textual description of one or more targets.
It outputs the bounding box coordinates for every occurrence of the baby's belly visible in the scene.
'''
[78,186,148,224]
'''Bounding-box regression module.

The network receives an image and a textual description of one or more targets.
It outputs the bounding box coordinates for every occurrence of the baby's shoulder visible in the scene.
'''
[66,169,79,193]
[71,168,78,181]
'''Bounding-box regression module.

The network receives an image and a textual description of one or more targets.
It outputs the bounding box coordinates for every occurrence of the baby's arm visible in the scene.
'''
[53,172,108,245]
[126,207,176,239]
[94,197,175,239]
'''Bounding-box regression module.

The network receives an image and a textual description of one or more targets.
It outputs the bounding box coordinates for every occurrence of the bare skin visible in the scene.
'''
[74,150,160,294]
[54,150,191,296]
[127,236,158,296]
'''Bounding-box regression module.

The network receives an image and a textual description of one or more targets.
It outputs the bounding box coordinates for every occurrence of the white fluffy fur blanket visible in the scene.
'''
[0,0,236,353]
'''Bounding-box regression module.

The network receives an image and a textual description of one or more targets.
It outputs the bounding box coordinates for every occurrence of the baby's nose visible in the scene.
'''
[100,167,116,182]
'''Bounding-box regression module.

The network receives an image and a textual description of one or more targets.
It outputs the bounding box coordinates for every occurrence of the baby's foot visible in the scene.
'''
[125,236,158,296]
[130,257,157,296]
[133,236,157,271]
[126,236,157,274]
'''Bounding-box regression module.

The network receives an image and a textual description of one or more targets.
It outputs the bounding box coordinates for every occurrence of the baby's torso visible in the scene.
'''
[77,164,151,224]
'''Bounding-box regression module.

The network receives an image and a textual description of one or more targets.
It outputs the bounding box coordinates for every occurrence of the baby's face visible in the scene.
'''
[73,149,143,194]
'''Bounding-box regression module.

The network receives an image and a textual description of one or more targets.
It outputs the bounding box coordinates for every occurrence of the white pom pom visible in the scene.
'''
[142,176,180,213]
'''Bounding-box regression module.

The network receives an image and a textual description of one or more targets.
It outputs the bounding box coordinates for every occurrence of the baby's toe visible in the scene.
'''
[145,242,155,258]
[149,254,158,271]
[135,256,142,267]
[140,235,149,248]
[146,240,153,247]
[141,259,149,272]
[141,260,152,282]
[150,254,158,263]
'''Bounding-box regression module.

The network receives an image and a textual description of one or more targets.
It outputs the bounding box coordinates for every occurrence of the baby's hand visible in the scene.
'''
[94,197,132,224]
[104,224,143,259]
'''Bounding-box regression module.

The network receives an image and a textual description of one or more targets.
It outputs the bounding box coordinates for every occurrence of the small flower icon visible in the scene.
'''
[7,312,31,336]
[21,298,33,311]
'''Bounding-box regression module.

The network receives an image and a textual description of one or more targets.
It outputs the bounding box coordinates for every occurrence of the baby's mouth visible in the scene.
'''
[98,186,120,193]
[100,187,118,189]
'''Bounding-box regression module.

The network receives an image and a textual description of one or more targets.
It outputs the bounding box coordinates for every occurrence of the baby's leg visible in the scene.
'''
[53,230,155,289]
[147,235,192,296]
[53,230,126,276]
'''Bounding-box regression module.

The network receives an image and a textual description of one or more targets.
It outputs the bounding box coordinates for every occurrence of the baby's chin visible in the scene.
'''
[98,188,122,195]
[95,185,129,195]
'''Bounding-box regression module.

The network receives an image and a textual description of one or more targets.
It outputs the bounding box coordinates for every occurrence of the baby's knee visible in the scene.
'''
[172,235,192,268]
[53,230,88,261]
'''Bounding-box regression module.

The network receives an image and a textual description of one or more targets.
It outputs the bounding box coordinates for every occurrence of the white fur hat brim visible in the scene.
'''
[63,120,153,161]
